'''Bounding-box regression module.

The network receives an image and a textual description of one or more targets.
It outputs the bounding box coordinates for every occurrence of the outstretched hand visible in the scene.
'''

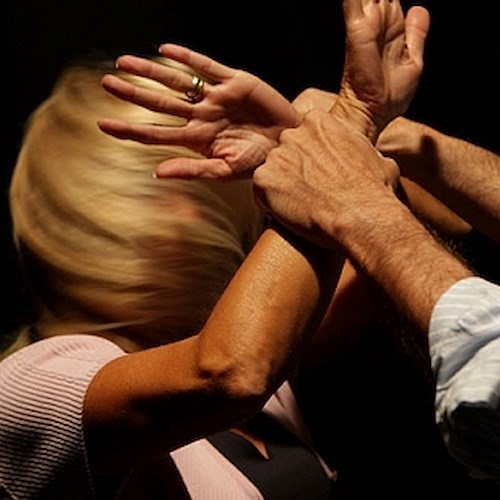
[99,44,300,179]
[333,0,430,141]
[98,1,429,179]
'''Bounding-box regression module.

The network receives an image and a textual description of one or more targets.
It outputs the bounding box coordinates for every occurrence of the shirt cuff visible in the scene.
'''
[429,276,500,482]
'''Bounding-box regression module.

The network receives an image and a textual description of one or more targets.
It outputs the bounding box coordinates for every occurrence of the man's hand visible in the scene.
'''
[254,111,400,247]
[333,0,430,141]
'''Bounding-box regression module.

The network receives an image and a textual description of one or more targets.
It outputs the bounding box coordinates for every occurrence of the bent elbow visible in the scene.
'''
[197,354,276,415]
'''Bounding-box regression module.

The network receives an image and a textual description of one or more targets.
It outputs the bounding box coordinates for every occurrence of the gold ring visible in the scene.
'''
[185,75,204,103]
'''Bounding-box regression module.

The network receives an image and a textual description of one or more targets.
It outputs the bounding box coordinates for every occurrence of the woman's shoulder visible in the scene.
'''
[0,335,125,498]
[0,334,125,381]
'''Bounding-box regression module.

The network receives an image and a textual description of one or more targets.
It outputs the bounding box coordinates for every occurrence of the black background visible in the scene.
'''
[1,1,499,495]
[2,1,499,334]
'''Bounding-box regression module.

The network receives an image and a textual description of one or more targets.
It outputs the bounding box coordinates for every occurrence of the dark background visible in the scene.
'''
[2,1,498,335]
[1,2,499,494]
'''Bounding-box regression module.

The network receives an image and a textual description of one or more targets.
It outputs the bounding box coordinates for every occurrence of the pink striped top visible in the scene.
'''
[0,335,334,498]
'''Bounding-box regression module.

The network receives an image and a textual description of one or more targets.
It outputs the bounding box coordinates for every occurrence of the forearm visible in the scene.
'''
[199,225,343,396]
[333,194,474,333]
[84,225,343,472]
[381,119,500,243]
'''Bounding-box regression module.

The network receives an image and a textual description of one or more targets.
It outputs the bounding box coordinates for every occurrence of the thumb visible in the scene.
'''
[405,6,431,63]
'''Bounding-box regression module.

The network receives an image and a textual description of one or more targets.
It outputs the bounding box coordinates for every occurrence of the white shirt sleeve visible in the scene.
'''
[429,276,500,483]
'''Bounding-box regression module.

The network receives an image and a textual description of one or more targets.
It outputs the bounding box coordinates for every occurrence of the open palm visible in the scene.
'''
[99,44,300,179]
[336,0,430,139]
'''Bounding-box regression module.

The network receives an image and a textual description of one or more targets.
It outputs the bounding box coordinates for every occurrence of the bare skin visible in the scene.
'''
[377,117,500,244]
[291,88,474,239]
[99,0,429,176]
[334,0,429,141]
[90,0,430,482]
[253,112,473,333]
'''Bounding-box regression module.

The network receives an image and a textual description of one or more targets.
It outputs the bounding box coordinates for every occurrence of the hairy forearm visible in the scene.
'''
[333,195,474,333]
[381,119,500,244]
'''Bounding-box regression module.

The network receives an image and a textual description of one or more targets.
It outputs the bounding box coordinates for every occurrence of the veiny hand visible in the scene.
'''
[292,88,338,114]
[253,110,400,248]
[333,0,430,140]
[98,44,300,179]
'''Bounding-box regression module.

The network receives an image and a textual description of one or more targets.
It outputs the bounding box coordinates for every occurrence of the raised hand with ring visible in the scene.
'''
[99,44,301,179]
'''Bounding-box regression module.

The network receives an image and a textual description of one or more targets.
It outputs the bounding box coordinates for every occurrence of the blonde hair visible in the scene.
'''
[9,59,263,346]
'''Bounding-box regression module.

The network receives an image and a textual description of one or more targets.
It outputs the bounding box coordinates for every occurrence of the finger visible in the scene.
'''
[114,55,201,95]
[101,74,194,118]
[98,119,194,146]
[405,6,430,60]
[342,0,364,20]
[155,158,234,179]
[159,43,235,83]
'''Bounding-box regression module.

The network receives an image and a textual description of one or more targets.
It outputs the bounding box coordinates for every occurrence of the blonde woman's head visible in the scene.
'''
[10,59,263,348]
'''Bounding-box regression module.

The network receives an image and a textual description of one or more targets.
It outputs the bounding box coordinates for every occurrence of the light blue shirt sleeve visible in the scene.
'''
[429,276,500,483]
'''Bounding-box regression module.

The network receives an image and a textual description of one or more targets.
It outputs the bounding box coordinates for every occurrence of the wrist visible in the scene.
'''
[329,92,379,144]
